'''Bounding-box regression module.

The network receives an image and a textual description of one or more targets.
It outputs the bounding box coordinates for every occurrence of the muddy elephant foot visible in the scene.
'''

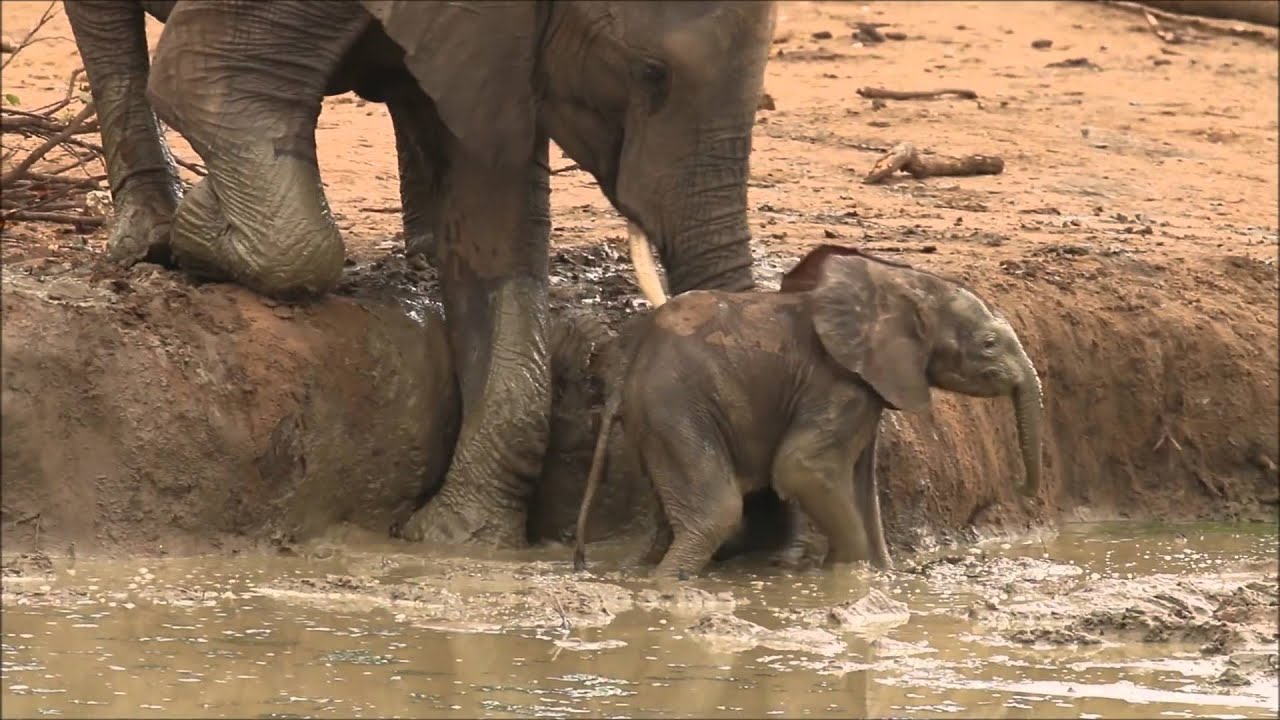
[403,229,437,266]
[105,194,177,268]
[396,494,529,548]
[168,161,345,297]
[769,544,823,572]
[769,515,828,571]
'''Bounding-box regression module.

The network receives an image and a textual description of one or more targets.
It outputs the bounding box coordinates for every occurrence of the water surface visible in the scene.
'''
[3,522,1276,718]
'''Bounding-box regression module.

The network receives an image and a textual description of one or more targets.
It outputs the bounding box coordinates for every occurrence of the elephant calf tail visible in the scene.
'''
[574,390,623,572]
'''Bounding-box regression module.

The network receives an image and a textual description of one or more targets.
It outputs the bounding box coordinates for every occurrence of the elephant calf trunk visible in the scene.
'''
[1012,362,1044,497]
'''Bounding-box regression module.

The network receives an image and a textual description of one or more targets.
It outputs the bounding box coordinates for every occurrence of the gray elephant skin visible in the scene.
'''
[574,245,1044,579]
[66,0,777,548]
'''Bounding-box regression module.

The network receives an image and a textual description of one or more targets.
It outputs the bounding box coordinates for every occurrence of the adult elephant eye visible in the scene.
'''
[634,58,671,112]
[639,59,669,87]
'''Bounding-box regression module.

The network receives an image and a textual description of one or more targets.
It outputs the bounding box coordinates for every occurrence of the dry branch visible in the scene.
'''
[857,87,979,101]
[863,142,1005,184]
[1,16,204,230]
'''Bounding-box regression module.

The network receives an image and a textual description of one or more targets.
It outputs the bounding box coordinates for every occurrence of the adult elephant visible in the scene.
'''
[66,0,777,547]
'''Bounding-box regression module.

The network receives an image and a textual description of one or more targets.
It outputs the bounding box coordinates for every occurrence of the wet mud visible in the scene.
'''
[2,524,1275,718]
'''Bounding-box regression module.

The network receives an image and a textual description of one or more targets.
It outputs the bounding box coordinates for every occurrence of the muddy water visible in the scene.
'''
[3,523,1276,719]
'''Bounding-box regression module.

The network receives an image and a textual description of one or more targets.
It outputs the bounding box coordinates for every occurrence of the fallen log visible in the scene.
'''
[1136,1,1280,26]
[863,142,1005,184]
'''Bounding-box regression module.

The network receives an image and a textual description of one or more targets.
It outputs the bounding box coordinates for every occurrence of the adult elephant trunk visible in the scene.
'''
[624,137,758,305]
[1011,355,1044,497]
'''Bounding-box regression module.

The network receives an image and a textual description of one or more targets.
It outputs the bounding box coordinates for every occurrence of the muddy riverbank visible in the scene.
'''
[3,523,1275,718]
[2,234,1276,560]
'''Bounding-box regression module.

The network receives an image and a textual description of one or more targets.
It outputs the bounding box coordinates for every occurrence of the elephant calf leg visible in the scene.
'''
[770,501,829,570]
[774,433,872,568]
[854,429,894,571]
[646,436,743,579]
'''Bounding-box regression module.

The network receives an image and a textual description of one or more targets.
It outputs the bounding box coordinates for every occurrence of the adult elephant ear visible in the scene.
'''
[807,254,933,414]
[360,1,539,168]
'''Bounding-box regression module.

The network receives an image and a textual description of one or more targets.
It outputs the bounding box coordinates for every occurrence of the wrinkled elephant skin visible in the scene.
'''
[575,244,1044,579]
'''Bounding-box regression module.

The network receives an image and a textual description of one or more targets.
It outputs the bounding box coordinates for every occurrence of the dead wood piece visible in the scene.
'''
[1,210,104,227]
[1144,9,1187,42]
[1138,0,1279,27]
[857,86,979,101]
[863,142,1005,184]
[1,102,97,188]
[864,142,919,184]
[1094,1,1280,45]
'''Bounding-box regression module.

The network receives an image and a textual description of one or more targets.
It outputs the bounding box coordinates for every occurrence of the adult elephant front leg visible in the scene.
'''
[397,134,554,548]
[390,102,439,264]
[145,0,367,297]
[66,0,181,267]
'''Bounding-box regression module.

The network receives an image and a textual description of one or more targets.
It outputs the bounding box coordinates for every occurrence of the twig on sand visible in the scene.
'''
[857,86,979,101]
[1153,425,1184,453]
[863,142,1004,184]
[0,94,108,230]
[0,1,59,72]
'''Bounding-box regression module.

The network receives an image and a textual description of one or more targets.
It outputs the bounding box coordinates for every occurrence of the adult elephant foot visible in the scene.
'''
[104,191,178,268]
[144,0,362,298]
[399,497,525,547]
[165,144,346,297]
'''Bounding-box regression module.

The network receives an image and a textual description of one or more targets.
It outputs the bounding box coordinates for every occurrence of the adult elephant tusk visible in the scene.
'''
[628,221,668,308]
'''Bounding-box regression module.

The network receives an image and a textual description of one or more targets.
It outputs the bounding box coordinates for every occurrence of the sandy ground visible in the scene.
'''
[1,1,1278,555]
[3,1,1274,274]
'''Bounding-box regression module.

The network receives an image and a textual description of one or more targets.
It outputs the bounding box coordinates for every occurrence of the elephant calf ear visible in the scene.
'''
[810,256,933,414]
[361,0,539,169]
[780,244,866,293]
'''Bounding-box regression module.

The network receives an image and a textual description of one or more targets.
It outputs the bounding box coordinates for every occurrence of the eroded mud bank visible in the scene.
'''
[2,241,1277,558]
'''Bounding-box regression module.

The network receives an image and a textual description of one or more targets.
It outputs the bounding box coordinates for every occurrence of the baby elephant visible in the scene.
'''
[574,244,1043,579]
